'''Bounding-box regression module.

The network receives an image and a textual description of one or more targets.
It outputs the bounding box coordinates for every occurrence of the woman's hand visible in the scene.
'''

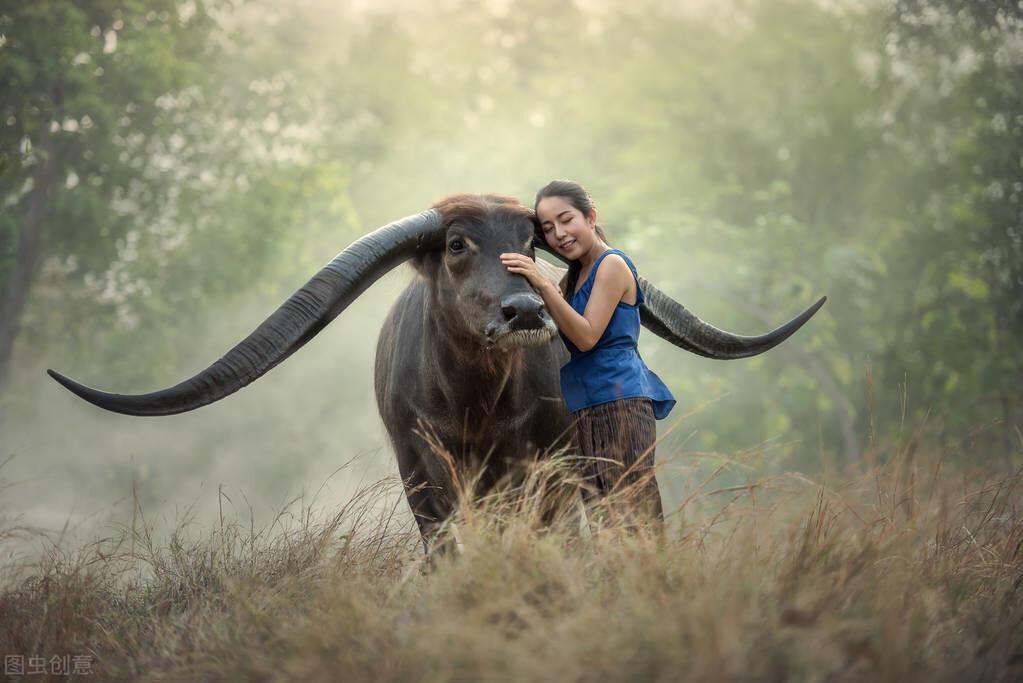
[500,253,554,293]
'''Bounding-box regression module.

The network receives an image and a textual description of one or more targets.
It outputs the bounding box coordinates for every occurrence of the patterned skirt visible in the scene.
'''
[572,397,663,522]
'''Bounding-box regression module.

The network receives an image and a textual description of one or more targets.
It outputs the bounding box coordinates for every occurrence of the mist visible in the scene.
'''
[3,0,1020,557]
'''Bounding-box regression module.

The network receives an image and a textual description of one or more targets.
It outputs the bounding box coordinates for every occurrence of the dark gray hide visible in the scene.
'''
[374,195,572,549]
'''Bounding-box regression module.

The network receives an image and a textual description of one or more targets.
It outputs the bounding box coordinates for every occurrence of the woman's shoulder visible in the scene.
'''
[596,249,639,277]
[594,249,644,307]
[591,250,642,305]
[593,251,633,280]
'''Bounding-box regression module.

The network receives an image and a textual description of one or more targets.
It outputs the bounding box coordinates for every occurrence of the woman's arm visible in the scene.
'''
[500,252,632,352]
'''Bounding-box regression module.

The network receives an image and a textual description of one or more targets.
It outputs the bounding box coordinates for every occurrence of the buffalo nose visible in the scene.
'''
[501,293,545,327]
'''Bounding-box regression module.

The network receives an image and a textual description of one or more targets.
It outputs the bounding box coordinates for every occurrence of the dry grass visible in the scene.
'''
[1,437,1021,682]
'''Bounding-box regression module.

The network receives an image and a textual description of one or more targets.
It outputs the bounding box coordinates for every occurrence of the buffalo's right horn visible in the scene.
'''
[48,209,446,416]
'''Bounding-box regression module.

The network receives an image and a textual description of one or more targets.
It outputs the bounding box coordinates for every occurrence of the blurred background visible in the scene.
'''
[1,0,1020,544]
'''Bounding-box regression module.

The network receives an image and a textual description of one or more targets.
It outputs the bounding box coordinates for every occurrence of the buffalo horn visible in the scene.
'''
[48,209,445,415]
[532,240,826,359]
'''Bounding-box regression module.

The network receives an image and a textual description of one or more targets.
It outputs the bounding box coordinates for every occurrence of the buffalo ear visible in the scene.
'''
[409,249,442,277]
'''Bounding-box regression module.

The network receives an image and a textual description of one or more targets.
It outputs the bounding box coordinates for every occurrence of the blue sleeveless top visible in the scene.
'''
[558,249,676,420]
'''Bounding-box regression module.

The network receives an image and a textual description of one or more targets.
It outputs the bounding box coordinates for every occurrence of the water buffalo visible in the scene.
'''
[48,193,826,551]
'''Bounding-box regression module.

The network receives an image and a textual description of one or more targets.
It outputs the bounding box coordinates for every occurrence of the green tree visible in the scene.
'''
[0,0,221,390]
[881,0,1023,454]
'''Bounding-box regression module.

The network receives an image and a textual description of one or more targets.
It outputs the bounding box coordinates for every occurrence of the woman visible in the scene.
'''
[501,179,675,522]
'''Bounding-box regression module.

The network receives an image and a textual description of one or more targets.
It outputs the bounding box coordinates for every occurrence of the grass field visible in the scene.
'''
[1,436,1021,682]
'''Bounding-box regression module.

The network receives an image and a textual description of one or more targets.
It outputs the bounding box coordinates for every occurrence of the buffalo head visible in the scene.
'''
[412,194,556,351]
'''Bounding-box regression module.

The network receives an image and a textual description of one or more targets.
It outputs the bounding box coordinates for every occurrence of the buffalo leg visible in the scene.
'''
[397,454,457,557]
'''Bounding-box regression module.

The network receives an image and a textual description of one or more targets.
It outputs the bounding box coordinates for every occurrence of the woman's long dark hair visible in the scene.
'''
[534,179,612,300]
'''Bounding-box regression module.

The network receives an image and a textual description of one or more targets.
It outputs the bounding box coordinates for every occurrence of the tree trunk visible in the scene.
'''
[0,126,58,392]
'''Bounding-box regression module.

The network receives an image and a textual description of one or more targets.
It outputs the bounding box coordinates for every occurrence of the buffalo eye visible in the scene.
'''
[448,238,465,254]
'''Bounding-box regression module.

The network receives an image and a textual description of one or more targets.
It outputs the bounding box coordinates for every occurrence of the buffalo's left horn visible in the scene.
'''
[48,210,446,415]
[532,237,826,359]
[636,280,826,359]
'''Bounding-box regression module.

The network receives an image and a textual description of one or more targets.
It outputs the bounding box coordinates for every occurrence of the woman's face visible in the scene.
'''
[536,195,596,260]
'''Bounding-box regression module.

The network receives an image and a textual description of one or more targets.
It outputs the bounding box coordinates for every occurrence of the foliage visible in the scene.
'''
[0,0,223,382]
